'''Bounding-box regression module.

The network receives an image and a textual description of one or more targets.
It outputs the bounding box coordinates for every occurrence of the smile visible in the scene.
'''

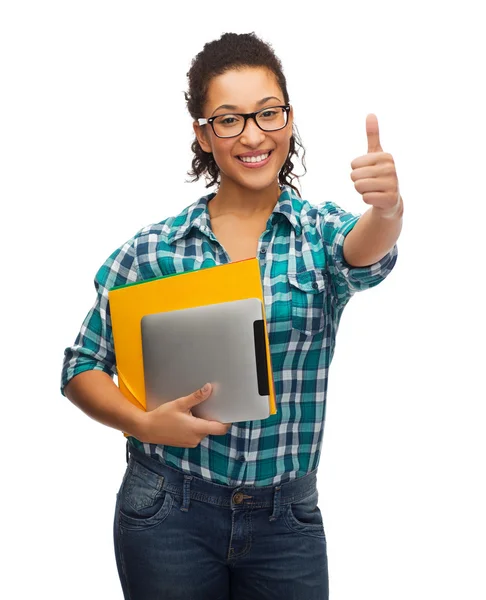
[236,151,273,168]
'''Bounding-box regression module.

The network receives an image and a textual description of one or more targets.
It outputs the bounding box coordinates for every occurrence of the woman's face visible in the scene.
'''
[194,67,294,194]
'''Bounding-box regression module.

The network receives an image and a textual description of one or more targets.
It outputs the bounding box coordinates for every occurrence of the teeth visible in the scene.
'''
[239,152,270,163]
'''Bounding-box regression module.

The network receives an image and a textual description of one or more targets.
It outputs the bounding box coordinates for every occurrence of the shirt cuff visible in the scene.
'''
[331,216,399,291]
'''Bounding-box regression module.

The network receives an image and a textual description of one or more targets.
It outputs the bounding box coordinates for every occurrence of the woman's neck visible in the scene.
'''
[208,178,281,220]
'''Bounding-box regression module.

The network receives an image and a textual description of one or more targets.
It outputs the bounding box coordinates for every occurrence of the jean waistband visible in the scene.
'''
[126,442,318,512]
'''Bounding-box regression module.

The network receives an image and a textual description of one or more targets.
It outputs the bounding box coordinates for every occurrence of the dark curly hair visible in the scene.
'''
[184,32,306,196]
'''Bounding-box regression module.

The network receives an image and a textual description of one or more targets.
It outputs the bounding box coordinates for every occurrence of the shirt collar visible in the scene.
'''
[167,185,303,244]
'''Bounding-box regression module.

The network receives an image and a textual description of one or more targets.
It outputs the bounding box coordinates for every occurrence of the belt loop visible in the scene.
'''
[180,475,193,512]
[125,440,129,464]
[269,485,282,522]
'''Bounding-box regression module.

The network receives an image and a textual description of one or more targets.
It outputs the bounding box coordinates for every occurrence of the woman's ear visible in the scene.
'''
[193,121,212,153]
[287,106,294,139]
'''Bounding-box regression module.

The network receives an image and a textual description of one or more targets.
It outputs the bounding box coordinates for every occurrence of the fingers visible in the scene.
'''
[192,414,232,436]
[366,113,383,153]
[199,420,232,437]
[178,383,212,409]
[178,383,232,438]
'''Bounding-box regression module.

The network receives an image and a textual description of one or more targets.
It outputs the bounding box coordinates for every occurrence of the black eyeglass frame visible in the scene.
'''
[197,104,291,138]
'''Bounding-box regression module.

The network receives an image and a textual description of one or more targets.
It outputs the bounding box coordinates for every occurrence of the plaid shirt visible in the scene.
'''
[61,185,398,486]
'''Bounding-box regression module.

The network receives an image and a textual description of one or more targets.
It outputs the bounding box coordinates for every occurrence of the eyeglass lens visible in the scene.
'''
[213,107,287,137]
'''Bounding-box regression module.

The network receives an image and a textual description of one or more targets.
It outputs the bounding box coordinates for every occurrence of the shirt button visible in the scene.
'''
[260,247,267,254]
[312,282,319,290]
[238,455,245,462]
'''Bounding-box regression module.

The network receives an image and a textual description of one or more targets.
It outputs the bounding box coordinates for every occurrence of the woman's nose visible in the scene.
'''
[239,117,266,146]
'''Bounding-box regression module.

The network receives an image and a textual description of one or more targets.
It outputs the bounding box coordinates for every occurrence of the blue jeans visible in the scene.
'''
[114,443,329,600]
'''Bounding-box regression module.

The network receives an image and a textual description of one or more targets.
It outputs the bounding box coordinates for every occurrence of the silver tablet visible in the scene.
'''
[141,297,271,423]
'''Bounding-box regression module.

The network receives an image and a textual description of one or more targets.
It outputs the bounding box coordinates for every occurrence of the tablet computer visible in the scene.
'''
[141,297,271,423]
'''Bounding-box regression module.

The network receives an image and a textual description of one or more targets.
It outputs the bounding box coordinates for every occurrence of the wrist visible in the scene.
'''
[127,406,149,440]
[373,194,404,220]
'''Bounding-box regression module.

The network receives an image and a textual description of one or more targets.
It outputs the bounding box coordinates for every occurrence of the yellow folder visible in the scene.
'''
[108,257,277,435]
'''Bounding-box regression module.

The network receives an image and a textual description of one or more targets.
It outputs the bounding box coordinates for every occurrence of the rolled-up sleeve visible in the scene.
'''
[60,237,139,397]
[318,201,398,309]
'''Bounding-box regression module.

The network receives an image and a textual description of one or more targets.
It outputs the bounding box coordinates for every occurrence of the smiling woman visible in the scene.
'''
[60,31,400,600]
[193,66,293,201]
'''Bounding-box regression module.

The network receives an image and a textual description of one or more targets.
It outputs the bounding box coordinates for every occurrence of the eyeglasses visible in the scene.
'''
[198,104,291,138]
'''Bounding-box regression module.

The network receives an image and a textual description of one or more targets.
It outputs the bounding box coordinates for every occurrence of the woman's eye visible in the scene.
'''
[258,109,279,121]
[215,115,241,126]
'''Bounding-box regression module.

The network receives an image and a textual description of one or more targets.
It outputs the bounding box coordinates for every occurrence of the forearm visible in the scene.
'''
[64,370,146,437]
[343,196,404,267]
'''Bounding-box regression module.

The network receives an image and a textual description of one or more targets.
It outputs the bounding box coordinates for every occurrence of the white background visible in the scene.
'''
[2,1,485,598]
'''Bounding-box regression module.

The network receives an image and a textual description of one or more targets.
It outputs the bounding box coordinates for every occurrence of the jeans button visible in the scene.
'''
[233,492,244,504]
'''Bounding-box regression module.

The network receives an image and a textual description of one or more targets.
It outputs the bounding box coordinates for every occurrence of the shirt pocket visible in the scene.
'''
[288,270,327,336]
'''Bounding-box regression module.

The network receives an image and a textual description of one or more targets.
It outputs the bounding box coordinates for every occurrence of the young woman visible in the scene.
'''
[61,32,401,600]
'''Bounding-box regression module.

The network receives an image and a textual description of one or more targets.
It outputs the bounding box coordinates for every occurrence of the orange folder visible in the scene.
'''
[108,257,277,436]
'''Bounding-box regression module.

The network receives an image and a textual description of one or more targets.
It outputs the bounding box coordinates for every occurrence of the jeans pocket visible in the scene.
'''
[284,489,326,538]
[288,270,327,335]
[117,459,173,530]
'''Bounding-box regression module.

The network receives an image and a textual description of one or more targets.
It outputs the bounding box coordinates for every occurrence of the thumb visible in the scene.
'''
[180,383,212,409]
[366,113,383,153]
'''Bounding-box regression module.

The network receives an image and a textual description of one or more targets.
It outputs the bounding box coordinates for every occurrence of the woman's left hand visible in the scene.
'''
[350,114,402,218]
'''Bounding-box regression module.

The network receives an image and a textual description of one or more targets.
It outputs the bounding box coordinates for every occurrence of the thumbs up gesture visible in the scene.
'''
[350,114,402,217]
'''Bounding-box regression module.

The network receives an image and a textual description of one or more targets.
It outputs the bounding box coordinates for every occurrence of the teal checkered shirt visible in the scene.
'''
[61,185,398,486]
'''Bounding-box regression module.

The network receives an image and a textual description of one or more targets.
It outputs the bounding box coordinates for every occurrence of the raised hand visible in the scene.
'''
[350,113,402,217]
